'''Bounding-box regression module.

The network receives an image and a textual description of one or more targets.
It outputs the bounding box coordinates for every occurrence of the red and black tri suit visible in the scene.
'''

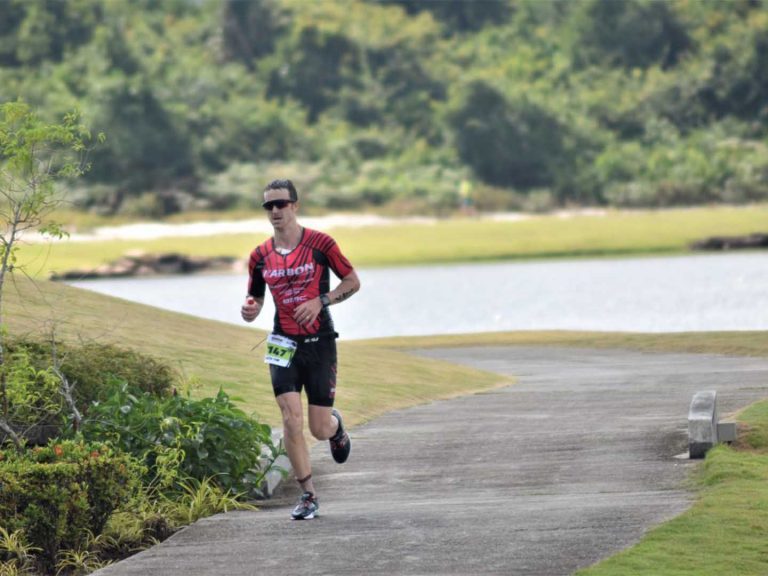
[247,228,355,406]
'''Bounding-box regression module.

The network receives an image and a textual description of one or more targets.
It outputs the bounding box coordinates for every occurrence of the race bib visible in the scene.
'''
[264,333,297,367]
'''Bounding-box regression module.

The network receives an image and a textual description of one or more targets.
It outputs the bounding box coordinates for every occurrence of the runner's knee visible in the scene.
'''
[282,413,303,437]
[278,400,304,436]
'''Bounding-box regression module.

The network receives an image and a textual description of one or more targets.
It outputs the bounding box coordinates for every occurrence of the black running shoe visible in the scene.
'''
[329,408,351,464]
[291,492,319,520]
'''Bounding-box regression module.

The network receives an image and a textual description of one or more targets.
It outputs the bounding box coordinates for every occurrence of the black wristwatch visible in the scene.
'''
[319,294,331,308]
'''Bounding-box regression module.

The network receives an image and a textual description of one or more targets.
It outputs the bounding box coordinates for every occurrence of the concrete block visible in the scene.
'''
[688,390,718,459]
[261,453,290,498]
[717,421,737,443]
[258,430,291,498]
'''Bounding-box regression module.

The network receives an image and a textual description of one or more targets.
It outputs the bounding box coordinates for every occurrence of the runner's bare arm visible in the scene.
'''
[329,270,360,305]
[292,270,361,326]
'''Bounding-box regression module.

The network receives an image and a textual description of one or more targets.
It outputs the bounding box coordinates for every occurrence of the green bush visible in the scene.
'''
[0,440,143,571]
[4,339,176,410]
[596,123,768,207]
[79,384,282,496]
[1,347,63,432]
[58,342,176,404]
[445,80,575,192]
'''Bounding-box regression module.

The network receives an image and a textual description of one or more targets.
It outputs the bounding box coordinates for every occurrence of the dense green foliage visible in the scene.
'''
[0,0,765,214]
[79,384,280,496]
[0,336,280,574]
[1,345,62,432]
[1,338,177,453]
[58,341,175,402]
[4,338,175,415]
[0,440,143,571]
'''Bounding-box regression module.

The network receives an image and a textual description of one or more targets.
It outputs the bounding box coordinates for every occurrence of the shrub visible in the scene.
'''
[0,440,143,571]
[4,339,176,410]
[79,384,281,496]
[445,80,572,191]
[1,347,63,433]
[596,126,768,207]
[58,342,176,404]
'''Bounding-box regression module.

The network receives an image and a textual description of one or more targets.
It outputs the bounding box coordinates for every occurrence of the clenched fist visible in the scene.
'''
[241,296,262,322]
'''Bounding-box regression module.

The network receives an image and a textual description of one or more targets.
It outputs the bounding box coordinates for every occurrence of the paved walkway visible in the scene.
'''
[94,347,768,576]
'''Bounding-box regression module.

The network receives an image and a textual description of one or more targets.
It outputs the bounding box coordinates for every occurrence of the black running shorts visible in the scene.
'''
[269,335,337,407]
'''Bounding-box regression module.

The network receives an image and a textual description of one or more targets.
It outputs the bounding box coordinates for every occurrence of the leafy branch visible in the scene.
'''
[0,100,102,449]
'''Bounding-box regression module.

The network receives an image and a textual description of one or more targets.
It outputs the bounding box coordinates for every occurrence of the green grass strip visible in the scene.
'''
[18,204,768,277]
[577,424,768,575]
[364,330,768,358]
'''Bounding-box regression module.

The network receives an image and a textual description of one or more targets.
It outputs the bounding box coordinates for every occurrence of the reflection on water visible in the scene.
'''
[67,253,768,340]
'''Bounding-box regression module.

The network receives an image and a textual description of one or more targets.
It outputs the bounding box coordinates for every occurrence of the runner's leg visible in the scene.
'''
[309,404,350,464]
[305,337,339,440]
[276,392,315,495]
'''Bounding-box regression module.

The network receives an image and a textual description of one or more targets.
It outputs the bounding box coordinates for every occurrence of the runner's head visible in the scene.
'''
[262,179,299,228]
[264,179,298,203]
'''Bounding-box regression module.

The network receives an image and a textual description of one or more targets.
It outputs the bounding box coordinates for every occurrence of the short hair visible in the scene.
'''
[264,179,298,202]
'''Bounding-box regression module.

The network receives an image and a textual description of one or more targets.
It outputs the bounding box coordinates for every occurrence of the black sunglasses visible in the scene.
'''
[262,199,295,211]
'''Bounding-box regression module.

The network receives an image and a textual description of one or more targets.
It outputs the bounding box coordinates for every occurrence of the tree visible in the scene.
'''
[337,23,445,138]
[267,24,359,123]
[698,19,768,121]
[220,0,288,68]
[445,81,569,190]
[85,81,195,202]
[0,0,103,67]
[370,0,513,33]
[0,100,98,447]
[568,0,691,70]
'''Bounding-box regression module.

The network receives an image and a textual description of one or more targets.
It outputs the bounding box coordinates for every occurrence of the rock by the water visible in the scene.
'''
[51,252,241,280]
[690,233,768,251]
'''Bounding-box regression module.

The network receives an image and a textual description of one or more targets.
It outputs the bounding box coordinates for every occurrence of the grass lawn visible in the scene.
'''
[17,203,768,277]
[363,330,768,358]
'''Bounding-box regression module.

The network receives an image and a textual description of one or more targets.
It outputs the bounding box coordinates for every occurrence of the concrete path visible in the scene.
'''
[94,347,768,576]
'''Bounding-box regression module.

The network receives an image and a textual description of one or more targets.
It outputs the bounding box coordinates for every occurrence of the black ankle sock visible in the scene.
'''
[297,474,312,494]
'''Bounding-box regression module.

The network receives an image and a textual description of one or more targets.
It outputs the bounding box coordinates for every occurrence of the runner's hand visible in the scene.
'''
[293,297,322,326]
[241,297,262,322]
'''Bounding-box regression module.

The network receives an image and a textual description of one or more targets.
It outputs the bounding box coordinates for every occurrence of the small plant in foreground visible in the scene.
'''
[163,476,258,526]
[55,547,111,576]
[0,561,33,576]
[0,528,39,575]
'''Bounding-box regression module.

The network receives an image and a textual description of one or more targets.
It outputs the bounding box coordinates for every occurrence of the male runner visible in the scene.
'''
[241,179,360,520]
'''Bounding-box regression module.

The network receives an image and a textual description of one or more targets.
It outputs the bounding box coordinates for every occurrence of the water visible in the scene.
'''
[67,253,768,340]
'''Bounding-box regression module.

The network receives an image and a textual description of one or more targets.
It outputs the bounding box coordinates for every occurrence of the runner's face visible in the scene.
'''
[263,188,297,229]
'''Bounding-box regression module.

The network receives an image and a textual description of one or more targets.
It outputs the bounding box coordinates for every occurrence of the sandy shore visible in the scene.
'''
[29,210,607,243]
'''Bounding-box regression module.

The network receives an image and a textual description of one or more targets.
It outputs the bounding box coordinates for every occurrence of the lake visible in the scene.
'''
[67,252,768,340]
